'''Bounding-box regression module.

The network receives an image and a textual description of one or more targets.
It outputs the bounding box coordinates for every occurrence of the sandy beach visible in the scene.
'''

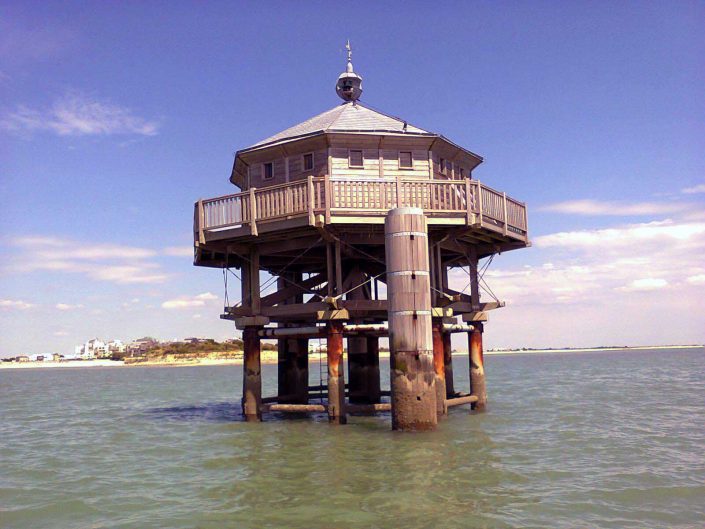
[1,345,701,370]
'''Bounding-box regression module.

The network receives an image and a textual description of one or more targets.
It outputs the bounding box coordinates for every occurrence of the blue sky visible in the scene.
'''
[1,1,704,356]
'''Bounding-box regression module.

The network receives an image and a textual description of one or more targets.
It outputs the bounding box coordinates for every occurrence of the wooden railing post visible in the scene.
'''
[502,192,508,236]
[307,175,315,226]
[249,187,258,236]
[477,180,484,226]
[324,175,331,224]
[195,200,206,245]
[465,179,472,225]
[396,174,403,208]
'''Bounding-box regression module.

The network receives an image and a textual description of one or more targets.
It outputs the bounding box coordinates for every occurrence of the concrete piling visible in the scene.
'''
[385,207,438,431]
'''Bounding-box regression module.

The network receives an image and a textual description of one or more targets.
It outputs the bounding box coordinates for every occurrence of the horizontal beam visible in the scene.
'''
[263,403,327,413]
[445,395,479,408]
[346,403,392,413]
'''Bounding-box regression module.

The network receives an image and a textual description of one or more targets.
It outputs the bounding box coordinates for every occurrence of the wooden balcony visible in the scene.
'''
[194,176,528,248]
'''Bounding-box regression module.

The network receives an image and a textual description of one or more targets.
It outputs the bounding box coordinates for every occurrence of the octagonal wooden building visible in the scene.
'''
[193,46,529,430]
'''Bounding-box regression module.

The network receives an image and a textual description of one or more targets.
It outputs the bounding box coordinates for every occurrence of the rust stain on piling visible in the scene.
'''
[469,323,487,411]
[326,321,346,424]
[242,327,262,421]
[432,321,447,417]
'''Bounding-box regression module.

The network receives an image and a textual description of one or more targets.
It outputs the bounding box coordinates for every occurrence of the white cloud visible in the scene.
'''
[535,220,705,250]
[5,236,170,284]
[91,265,168,284]
[540,199,687,216]
[0,299,33,310]
[163,246,194,257]
[682,184,705,195]
[616,278,669,292]
[161,292,218,310]
[451,219,705,308]
[55,303,83,311]
[1,92,159,137]
[54,330,69,337]
[686,274,705,285]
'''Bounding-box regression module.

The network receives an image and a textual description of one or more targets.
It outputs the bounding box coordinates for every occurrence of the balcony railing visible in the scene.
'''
[195,176,527,242]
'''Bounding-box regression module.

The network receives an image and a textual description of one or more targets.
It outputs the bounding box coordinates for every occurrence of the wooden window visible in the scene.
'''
[439,158,446,175]
[349,150,364,168]
[399,151,413,169]
[303,153,314,171]
[263,162,273,180]
[459,167,465,179]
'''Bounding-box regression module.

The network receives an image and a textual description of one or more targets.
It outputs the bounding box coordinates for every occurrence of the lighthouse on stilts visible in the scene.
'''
[193,43,529,430]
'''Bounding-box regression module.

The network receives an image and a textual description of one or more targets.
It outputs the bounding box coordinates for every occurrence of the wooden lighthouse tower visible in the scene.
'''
[193,45,529,430]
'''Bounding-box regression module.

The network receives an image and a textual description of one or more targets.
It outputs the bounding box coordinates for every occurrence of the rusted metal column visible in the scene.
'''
[242,327,262,421]
[278,338,309,404]
[443,331,455,398]
[385,207,438,431]
[468,322,487,411]
[432,320,447,417]
[326,321,346,424]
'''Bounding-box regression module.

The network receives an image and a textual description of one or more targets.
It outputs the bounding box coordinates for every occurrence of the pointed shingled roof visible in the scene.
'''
[245,101,432,151]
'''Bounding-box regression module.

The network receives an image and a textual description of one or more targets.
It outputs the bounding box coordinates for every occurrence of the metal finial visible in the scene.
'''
[336,40,363,102]
[346,40,353,72]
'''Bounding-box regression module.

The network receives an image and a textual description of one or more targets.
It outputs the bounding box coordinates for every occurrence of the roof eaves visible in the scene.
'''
[237,130,327,155]
[437,135,484,163]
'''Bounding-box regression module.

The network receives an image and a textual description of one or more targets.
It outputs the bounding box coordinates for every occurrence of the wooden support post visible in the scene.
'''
[326,321,346,424]
[326,243,334,297]
[276,274,308,404]
[278,337,309,404]
[249,247,260,314]
[385,207,438,431]
[346,267,381,404]
[443,330,455,398]
[366,336,381,403]
[334,241,343,297]
[432,320,447,417]
[347,333,367,404]
[468,322,487,411]
[468,246,480,311]
[242,327,262,421]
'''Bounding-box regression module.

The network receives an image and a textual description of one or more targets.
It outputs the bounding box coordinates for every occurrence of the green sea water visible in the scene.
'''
[1,347,704,528]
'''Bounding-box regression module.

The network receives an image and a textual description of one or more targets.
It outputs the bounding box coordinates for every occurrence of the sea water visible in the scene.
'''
[1,347,704,528]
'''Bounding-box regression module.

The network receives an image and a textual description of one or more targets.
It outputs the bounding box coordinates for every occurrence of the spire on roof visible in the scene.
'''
[336,40,363,102]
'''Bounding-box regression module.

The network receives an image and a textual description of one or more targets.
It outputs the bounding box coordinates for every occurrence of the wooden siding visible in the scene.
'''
[330,148,380,178]
[381,149,429,179]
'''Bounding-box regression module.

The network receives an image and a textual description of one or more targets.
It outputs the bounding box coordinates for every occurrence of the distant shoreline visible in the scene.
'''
[0,345,701,370]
